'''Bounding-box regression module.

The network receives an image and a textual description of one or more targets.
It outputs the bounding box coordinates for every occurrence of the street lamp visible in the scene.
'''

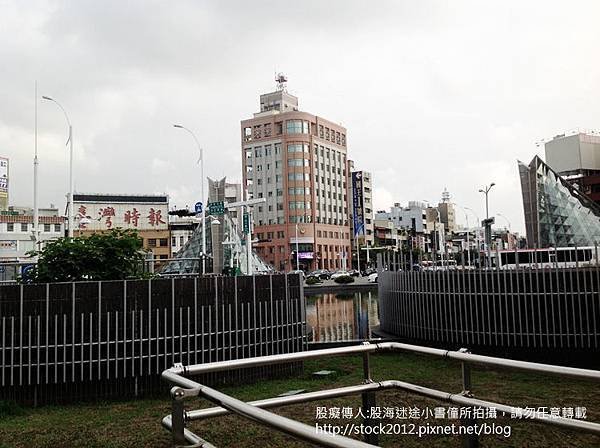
[173,124,206,275]
[478,183,495,267]
[478,183,495,219]
[455,204,471,267]
[42,95,74,238]
[465,206,481,268]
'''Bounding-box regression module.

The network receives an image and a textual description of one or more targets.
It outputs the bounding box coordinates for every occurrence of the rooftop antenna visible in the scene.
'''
[275,72,287,92]
[442,188,450,203]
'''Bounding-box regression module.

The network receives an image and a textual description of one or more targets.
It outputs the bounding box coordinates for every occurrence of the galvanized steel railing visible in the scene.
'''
[161,341,600,447]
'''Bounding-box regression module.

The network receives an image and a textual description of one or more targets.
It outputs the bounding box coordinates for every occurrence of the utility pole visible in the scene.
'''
[33,82,39,251]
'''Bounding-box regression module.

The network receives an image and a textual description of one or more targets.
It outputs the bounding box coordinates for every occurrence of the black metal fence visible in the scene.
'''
[379,268,600,357]
[0,274,306,404]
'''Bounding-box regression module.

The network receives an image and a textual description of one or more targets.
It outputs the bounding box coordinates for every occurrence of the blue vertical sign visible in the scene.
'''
[352,171,365,236]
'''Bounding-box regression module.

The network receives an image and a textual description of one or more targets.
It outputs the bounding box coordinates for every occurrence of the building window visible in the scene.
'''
[287,158,308,167]
[44,224,51,232]
[253,125,262,139]
[172,237,176,246]
[264,123,272,137]
[148,239,157,247]
[54,224,61,232]
[160,238,168,247]
[287,143,308,153]
[243,127,252,141]
[7,223,14,232]
[21,223,28,232]
[286,120,308,134]
[275,122,283,134]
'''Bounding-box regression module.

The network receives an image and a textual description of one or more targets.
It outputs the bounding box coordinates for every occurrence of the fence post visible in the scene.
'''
[459,348,479,448]
[170,386,186,446]
[361,343,378,445]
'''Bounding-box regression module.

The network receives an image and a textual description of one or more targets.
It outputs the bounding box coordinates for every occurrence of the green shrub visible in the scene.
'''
[0,400,25,418]
[305,276,321,285]
[23,228,148,283]
[334,275,355,284]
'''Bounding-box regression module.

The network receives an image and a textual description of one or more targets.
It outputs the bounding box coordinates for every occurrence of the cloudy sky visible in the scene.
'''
[2,0,600,233]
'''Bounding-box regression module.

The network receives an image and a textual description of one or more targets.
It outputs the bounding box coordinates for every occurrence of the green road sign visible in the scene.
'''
[243,212,250,233]
[208,201,225,215]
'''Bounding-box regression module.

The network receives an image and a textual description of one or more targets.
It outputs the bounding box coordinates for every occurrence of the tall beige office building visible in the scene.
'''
[241,78,351,272]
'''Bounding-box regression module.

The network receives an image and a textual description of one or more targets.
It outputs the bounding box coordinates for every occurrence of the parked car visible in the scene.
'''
[309,269,331,280]
[362,267,376,277]
[330,270,350,280]
[367,272,378,283]
[288,269,305,279]
[347,269,360,277]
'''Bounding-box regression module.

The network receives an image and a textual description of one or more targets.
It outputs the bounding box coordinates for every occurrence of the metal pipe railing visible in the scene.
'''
[186,382,384,421]
[161,342,600,447]
[194,382,377,448]
[180,343,378,376]
[161,415,217,448]
[380,342,600,381]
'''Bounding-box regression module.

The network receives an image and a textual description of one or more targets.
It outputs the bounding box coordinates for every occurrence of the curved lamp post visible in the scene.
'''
[42,95,74,238]
[478,183,495,220]
[173,124,206,274]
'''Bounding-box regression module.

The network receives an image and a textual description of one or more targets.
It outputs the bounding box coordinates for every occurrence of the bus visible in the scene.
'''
[495,246,599,269]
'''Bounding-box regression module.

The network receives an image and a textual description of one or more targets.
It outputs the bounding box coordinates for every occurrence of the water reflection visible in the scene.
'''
[305,291,379,342]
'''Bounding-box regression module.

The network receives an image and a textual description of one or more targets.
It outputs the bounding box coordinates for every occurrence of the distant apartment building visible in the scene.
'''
[170,216,197,256]
[0,206,65,261]
[241,80,351,272]
[545,132,600,206]
[373,218,405,247]
[376,201,428,233]
[73,193,170,260]
[437,189,456,233]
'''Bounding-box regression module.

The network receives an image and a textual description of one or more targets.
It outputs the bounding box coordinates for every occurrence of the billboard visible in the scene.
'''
[0,157,8,198]
[73,202,168,231]
[351,171,365,236]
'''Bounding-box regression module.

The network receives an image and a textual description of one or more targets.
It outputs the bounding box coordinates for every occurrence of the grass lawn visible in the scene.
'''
[0,351,598,447]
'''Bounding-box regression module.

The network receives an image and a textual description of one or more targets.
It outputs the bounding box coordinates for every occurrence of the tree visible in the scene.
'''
[24,229,150,283]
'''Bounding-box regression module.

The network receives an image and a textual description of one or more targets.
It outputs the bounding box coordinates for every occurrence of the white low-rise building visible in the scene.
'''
[0,206,65,261]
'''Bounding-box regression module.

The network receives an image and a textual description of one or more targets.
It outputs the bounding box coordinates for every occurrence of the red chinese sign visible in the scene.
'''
[124,208,141,227]
[73,203,167,230]
[77,205,91,229]
[99,206,116,229]
[147,208,165,227]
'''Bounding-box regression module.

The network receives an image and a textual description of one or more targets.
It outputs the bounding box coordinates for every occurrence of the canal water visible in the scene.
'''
[305,290,379,343]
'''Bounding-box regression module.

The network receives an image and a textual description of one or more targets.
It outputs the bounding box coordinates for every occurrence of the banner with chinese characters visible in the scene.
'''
[351,171,365,237]
[0,157,8,197]
[73,202,168,231]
